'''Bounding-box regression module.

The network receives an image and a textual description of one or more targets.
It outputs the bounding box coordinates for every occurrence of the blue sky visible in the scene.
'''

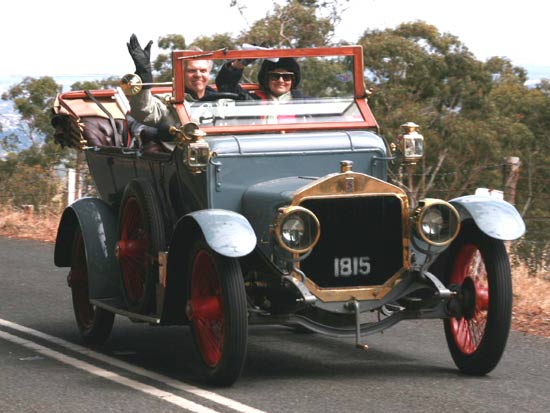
[1,0,549,82]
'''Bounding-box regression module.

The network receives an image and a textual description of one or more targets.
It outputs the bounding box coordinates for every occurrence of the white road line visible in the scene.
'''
[0,329,219,413]
[0,318,267,413]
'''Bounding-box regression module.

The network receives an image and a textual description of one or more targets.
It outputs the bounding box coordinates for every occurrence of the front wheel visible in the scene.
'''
[444,223,512,375]
[186,239,248,386]
[68,228,114,345]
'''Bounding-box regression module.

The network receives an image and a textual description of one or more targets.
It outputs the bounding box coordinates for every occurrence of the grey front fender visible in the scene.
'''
[450,195,525,240]
[54,197,121,299]
[162,209,256,323]
[174,209,256,258]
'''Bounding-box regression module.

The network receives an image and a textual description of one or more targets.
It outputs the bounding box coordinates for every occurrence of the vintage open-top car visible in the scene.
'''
[51,45,525,386]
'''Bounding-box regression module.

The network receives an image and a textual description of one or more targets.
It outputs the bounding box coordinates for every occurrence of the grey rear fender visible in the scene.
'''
[54,197,121,299]
[450,195,525,241]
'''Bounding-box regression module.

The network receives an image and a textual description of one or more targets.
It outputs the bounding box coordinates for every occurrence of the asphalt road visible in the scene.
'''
[1,236,549,413]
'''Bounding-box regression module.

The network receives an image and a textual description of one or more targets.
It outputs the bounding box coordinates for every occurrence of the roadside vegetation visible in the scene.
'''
[1,0,548,336]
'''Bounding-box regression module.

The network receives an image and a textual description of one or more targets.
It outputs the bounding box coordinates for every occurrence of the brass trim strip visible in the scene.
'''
[299,267,408,302]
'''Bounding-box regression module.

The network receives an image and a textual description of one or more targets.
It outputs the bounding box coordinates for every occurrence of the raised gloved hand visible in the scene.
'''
[127,34,154,87]
[230,58,256,71]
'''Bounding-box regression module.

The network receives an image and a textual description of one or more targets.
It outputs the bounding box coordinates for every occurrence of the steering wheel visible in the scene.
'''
[199,92,242,102]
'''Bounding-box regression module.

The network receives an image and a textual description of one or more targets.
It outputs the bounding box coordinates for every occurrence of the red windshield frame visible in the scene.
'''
[171,46,379,134]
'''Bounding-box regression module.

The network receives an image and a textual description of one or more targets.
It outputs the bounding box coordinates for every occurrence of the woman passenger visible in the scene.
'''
[216,57,303,101]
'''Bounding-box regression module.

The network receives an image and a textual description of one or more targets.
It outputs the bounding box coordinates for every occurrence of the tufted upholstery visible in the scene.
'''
[52,94,128,149]
[80,116,127,147]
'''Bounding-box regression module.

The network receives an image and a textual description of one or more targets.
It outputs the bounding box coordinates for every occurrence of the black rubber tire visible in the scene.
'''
[187,238,248,386]
[444,222,512,375]
[69,227,114,345]
[117,178,165,313]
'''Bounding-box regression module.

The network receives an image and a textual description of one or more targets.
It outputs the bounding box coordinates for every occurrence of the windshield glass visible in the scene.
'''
[187,97,361,126]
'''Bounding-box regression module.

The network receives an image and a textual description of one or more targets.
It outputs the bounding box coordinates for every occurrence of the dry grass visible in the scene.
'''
[512,265,550,338]
[0,207,548,338]
[0,206,60,243]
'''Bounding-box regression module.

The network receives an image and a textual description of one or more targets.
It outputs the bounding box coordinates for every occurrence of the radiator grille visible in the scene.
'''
[300,196,404,288]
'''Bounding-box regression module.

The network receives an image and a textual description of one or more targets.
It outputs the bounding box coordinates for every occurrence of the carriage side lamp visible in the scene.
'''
[187,138,211,171]
[394,122,424,164]
[185,123,210,171]
[169,122,210,172]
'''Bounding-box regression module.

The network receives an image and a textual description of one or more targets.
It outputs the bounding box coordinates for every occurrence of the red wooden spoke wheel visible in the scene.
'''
[117,196,149,304]
[444,223,512,375]
[189,249,224,367]
[187,239,248,386]
[448,243,490,355]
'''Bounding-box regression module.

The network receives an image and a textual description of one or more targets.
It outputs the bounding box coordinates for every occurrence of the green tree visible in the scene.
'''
[240,0,333,48]
[2,76,62,144]
[0,146,62,208]
[231,0,348,45]
[0,77,67,210]
[153,34,188,82]
[489,71,550,273]
[70,76,120,91]
[191,33,238,52]
[358,21,548,271]
[359,22,516,199]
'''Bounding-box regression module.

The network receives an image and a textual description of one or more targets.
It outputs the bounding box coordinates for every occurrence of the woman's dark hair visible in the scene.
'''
[258,57,301,91]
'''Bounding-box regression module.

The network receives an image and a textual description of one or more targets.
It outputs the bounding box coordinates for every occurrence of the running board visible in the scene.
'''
[90,298,161,324]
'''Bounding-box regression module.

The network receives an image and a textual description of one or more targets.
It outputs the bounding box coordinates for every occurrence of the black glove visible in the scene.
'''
[127,34,153,87]
[156,119,174,142]
[139,124,159,144]
[229,58,256,71]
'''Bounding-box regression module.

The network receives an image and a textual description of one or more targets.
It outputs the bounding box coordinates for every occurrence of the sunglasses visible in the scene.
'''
[267,72,294,82]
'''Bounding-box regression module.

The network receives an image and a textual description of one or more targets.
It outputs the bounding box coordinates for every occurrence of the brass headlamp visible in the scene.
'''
[273,206,321,254]
[412,199,460,246]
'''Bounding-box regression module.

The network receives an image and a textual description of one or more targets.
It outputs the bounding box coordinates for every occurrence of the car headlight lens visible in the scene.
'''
[281,215,305,246]
[414,200,460,246]
[275,206,320,254]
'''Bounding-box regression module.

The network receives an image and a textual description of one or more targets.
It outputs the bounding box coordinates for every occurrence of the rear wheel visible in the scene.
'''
[68,228,114,345]
[186,238,248,386]
[444,223,512,375]
[116,179,165,313]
